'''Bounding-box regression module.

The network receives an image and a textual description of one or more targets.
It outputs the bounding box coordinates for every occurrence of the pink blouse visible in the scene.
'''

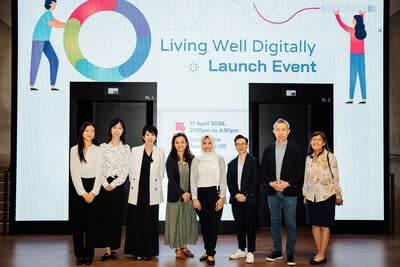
[335,14,365,54]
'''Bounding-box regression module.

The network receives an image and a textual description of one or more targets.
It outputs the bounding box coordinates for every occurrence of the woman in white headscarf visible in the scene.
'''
[190,135,226,266]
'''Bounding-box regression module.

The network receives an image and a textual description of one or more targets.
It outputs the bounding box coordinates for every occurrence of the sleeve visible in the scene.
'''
[329,153,342,199]
[335,14,352,33]
[302,158,310,197]
[260,147,275,187]
[91,148,104,195]
[218,156,227,199]
[244,157,260,196]
[110,145,130,188]
[100,144,109,188]
[44,11,54,24]
[159,148,166,180]
[226,162,238,198]
[190,158,199,199]
[128,148,135,184]
[166,158,185,197]
[70,147,86,196]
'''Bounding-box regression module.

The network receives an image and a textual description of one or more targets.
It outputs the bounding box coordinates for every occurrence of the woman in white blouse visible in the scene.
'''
[124,125,165,260]
[191,135,226,266]
[303,131,343,265]
[70,122,102,266]
[96,118,130,261]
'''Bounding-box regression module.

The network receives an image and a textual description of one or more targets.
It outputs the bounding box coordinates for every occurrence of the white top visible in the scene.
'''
[100,142,130,189]
[190,155,227,200]
[70,145,103,196]
[237,159,244,191]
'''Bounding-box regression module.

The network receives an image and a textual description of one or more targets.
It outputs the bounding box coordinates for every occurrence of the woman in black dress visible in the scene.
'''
[124,125,165,260]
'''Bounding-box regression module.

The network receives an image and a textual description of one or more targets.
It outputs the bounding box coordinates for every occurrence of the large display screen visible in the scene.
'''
[15,0,384,221]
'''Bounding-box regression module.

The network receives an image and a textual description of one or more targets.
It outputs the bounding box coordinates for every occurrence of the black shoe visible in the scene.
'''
[207,257,215,265]
[345,101,353,104]
[100,253,111,261]
[75,258,84,265]
[310,257,327,265]
[359,101,366,104]
[266,251,283,261]
[110,252,118,260]
[287,255,296,266]
[199,254,208,261]
[84,258,93,265]
[51,88,60,91]
[30,87,39,91]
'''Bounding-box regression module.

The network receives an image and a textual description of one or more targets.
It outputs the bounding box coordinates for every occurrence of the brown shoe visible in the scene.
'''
[176,249,185,259]
[182,248,194,257]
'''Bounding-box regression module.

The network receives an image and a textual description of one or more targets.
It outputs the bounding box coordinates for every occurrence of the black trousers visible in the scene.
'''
[95,180,124,250]
[196,187,223,257]
[124,204,159,257]
[70,178,96,260]
[231,201,257,252]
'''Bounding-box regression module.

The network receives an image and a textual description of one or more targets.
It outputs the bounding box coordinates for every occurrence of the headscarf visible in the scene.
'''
[198,135,218,160]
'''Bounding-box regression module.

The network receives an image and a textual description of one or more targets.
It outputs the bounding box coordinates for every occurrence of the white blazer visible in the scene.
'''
[128,144,165,205]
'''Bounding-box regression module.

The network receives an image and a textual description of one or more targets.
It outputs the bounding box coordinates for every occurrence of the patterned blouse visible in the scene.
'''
[303,149,342,202]
[100,141,130,189]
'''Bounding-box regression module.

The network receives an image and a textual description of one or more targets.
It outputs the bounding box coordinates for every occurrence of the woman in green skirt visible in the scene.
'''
[165,133,198,259]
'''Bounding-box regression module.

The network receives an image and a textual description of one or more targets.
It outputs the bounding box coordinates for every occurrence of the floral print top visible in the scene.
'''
[100,141,130,189]
[303,149,342,202]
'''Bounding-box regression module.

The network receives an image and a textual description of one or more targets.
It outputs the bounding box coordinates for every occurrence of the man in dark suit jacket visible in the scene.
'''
[260,119,304,266]
[227,135,259,264]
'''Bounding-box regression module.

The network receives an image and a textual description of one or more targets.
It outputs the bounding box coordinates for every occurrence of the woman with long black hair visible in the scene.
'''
[96,118,130,261]
[334,10,367,104]
[164,133,197,259]
[70,122,103,265]
[191,135,226,265]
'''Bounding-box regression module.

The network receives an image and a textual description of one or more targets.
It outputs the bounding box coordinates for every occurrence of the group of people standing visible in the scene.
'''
[69,118,342,266]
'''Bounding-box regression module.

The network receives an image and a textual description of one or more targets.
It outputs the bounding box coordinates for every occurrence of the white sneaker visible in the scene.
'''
[229,249,246,259]
[246,252,254,263]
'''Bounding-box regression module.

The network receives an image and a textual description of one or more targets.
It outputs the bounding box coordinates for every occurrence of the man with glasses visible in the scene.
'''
[260,119,304,266]
[227,135,259,263]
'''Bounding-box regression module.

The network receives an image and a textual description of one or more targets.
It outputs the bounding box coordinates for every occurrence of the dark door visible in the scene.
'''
[257,104,308,227]
[93,102,148,146]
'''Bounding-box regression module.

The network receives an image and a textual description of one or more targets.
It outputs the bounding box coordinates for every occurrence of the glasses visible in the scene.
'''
[235,142,248,146]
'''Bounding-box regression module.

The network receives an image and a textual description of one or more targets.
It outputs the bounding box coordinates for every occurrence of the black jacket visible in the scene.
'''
[227,154,259,204]
[166,156,193,203]
[260,142,304,196]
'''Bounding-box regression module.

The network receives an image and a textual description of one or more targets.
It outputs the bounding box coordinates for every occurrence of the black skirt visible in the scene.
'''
[94,178,125,249]
[306,194,336,227]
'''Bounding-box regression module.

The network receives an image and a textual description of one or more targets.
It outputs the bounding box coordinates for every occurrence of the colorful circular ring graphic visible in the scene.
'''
[63,0,151,81]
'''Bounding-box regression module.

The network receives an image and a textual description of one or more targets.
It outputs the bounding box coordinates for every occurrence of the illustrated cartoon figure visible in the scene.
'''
[334,10,367,104]
[30,0,66,91]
